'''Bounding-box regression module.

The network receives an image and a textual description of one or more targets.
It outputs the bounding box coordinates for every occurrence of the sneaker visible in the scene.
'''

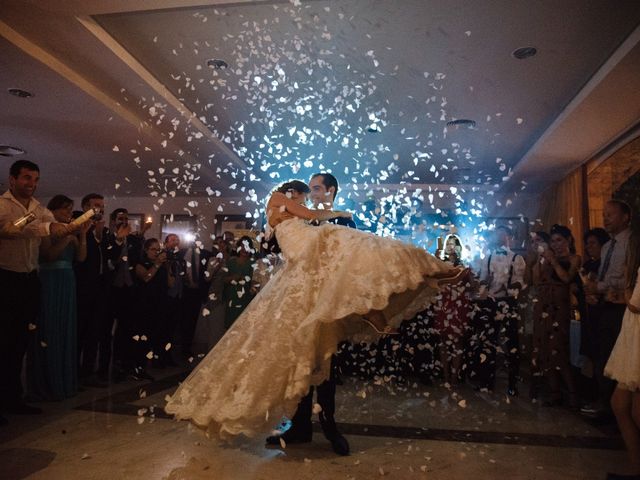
[580,404,602,416]
[266,427,312,446]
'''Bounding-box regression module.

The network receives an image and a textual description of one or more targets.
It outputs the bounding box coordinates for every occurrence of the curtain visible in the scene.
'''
[537,166,587,257]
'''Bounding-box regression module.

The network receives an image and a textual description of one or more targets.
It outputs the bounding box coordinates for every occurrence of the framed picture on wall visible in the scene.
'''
[127,214,144,233]
[161,214,198,243]
[214,214,256,240]
[484,217,529,251]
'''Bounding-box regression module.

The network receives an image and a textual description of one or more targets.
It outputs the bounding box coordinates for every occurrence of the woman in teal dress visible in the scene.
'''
[28,195,89,400]
[223,235,256,329]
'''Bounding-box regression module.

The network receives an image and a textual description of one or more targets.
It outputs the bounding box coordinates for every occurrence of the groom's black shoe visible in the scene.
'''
[319,413,350,456]
[265,425,312,446]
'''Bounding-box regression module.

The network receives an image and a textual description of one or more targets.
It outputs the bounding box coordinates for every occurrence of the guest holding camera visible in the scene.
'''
[75,193,112,386]
[107,208,144,380]
[530,224,581,407]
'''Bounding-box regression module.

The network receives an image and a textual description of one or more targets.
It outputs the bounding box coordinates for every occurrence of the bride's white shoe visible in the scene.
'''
[362,318,399,335]
[434,267,470,286]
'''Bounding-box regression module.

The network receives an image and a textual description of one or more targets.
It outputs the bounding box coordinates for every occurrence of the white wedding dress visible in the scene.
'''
[165,218,452,439]
[604,267,640,390]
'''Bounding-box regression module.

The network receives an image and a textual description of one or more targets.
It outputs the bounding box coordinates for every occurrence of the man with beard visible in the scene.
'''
[266,172,354,455]
[0,160,79,424]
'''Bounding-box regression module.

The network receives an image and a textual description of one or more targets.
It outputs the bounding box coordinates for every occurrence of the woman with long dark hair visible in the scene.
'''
[166,180,463,439]
[29,195,89,400]
[433,234,471,386]
[531,224,581,407]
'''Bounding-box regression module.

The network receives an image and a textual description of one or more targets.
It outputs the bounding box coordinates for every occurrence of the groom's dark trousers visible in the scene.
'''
[288,216,356,433]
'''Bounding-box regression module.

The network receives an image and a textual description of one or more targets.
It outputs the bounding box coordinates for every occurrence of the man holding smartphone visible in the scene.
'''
[75,193,112,386]
[107,208,146,380]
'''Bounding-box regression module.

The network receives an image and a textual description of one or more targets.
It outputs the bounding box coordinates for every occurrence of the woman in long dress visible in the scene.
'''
[530,224,581,407]
[223,235,257,329]
[605,231,640,479]
[28,195,88,400]
[192,236,229,355]
[433,234,471,386]
[165,180,462,440]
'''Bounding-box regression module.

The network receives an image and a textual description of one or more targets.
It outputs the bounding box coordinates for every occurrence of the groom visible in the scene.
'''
[266,172,355,455]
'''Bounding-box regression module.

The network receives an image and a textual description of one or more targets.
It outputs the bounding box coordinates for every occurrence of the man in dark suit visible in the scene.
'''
[266,172,354,456]
[75,194,111,386]
[178,238,211,358]
[106,208,147,380]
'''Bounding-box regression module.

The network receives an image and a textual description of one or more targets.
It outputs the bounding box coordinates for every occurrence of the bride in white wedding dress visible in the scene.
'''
[165,180,463,440]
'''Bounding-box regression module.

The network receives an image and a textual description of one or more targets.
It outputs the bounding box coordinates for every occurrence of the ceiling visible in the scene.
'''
[1,0,640,215]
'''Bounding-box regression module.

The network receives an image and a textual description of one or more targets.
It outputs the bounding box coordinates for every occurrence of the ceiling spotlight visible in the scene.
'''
[512,46,537,60]
[0,145,26,157]
[207,58,229,70]
[8,88,33,98]
[446,119,476,129]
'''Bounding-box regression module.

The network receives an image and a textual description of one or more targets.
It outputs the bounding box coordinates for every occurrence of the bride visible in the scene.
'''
[165,180,463,440]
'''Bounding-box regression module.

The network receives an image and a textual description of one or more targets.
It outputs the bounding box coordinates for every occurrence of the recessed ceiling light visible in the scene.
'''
[207,58,229,70]
[8,88,33,98]
[446,119,476,129]
[512,46,537,60]
[0,145,26,157]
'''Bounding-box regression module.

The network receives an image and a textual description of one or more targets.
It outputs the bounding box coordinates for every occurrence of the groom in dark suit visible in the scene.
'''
[266,172,355,456]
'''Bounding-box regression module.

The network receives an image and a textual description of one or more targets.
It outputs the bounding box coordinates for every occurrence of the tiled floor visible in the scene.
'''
[0,367,629,480]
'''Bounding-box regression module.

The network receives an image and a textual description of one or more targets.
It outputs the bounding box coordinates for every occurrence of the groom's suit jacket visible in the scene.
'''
[325,216,357,229]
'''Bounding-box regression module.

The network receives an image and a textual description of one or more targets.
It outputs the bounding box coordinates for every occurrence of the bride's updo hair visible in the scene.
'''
[276,180,310,195]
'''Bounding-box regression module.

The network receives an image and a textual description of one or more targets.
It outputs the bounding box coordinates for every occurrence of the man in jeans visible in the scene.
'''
[0,160,78,425]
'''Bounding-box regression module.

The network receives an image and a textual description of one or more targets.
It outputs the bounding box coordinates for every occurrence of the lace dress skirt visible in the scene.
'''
[165,218,452,439]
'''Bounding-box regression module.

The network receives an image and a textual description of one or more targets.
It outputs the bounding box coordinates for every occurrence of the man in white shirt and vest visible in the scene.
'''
[0,160,79,425]
[473,225,526,396]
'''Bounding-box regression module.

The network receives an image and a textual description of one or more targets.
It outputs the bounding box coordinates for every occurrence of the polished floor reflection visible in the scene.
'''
[0,366,626,480]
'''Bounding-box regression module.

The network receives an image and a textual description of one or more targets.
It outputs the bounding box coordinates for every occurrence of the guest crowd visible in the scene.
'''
[1,159,639,478]
[0,160,267,426]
